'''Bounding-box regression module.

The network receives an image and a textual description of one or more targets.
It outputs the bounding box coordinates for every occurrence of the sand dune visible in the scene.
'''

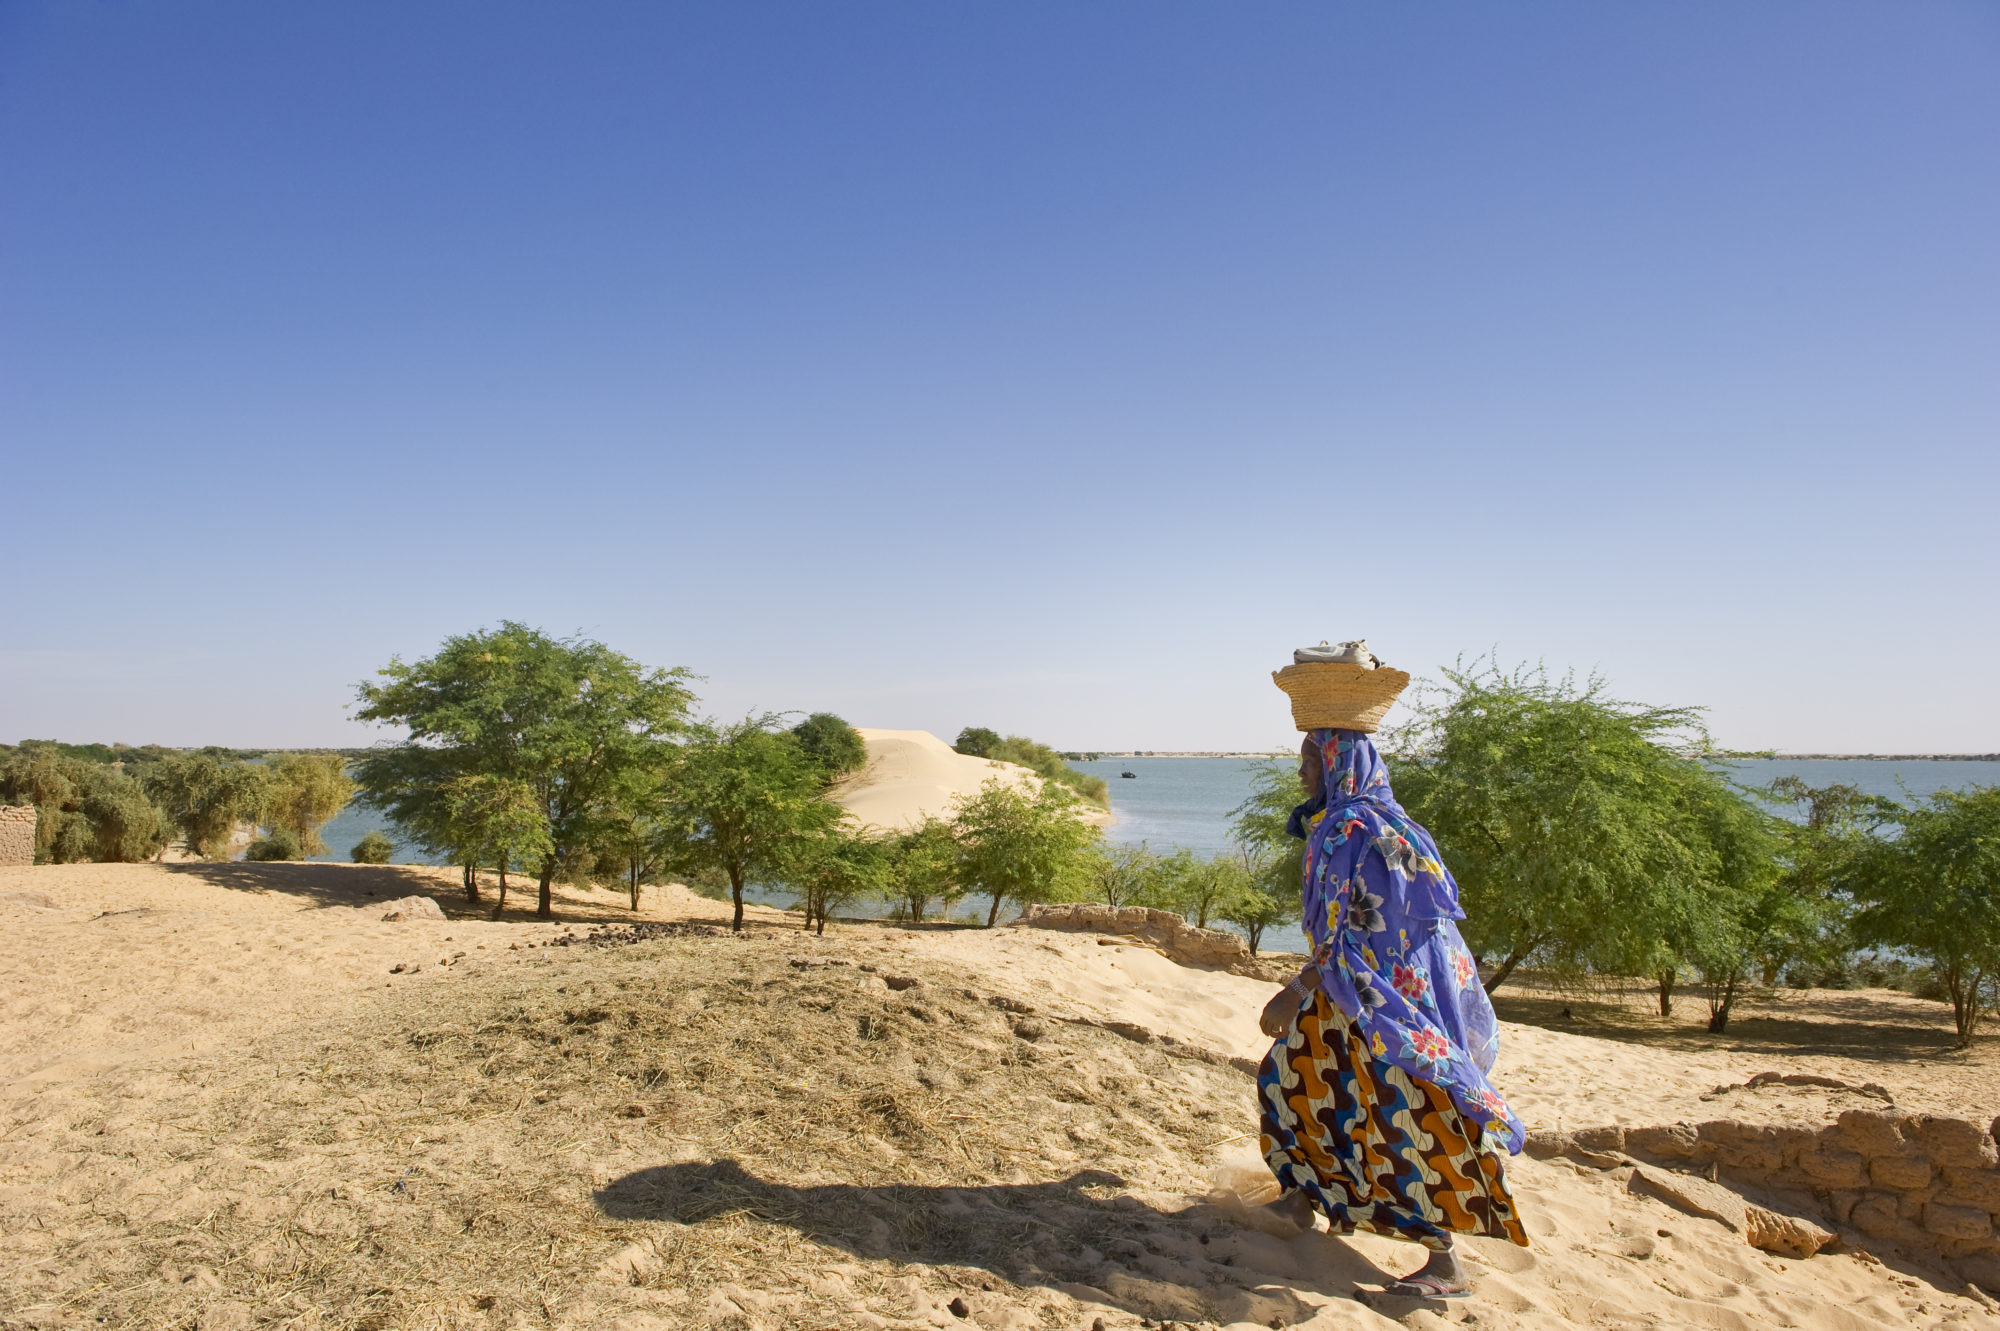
[833,728,1115,832]
[2,860,1996,1330]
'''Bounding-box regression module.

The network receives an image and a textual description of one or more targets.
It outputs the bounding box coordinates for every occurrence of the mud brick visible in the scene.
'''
[1837,1109,1917,1157]
[1913,1117,1999,1170]
[1870,1156,1934,1190]
[1925,1203,1994,1242]
[1797,1145,1870,1189]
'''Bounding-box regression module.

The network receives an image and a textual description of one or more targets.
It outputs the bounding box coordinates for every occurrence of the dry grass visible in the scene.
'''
[1,931,1256,1330]
[1491,970,2000,1117]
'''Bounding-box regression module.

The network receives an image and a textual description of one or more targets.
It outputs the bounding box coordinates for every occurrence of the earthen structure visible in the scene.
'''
[0,806,35,867]
[1536,1107,2000,1290]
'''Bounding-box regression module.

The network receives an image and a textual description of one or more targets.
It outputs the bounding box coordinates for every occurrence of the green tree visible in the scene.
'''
[953,727,1002,758]
[1224,755,1310,956]
[1172,852,1249,930]
[1082,840,1160,908]
[0,747,171,863]
[351,830,395,864]
[792,713,869,781]
[887,816,962,923]
[142,752,273,859]
[1757,779,1893,985]
[1850,785,2000,1046]
[785,828,891,935]
[265,752,356,856]
[1387,662,1769,994]
[951,778,1099,927]
[653,717,845,932]
[1216,859,1294,954]
[353,624,695,919]
[440,774,553,913]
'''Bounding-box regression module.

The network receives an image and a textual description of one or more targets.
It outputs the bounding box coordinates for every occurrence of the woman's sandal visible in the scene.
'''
[1380,1273,1472,1300]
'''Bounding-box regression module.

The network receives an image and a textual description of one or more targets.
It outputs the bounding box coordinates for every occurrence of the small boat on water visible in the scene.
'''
[1120,771,1136,779]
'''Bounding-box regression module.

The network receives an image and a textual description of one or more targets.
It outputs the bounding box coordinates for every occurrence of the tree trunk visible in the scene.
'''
[1657,971,1675,1018]
[1483,943,1537,995]
[729,865,745,933]
[537,858,555,920]
[1947,968,1983,1048]
[499,851,508,893]
[463,860,482,905]
[492,867,508,917]
[1706,975,1738,1034]
[1245,924,1264,956]
[987,891,1004,927]
[628,857,641,912]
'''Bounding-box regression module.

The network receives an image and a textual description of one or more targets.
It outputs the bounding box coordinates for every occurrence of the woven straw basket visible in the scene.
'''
[1272,662,1412,733]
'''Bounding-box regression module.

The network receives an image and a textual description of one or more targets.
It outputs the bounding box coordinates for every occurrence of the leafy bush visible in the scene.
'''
[792,713,868,779]
[953,727,1002,758]
[245,828,303,861]
[954,728,1109,806]
[351,830,395,864]
[0,746,171,862]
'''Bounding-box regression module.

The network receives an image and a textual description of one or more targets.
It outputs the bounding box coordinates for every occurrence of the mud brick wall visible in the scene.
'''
[0,805,35,866]
[1598,1110,2000,1288]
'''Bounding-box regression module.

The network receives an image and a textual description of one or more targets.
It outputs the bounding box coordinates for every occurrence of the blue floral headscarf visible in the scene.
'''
[1293,728,1523,1153]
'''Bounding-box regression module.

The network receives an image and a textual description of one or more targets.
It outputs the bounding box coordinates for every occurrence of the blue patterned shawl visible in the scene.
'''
[1292,729,1524,1154]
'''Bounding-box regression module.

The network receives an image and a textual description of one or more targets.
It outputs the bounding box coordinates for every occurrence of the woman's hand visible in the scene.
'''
[1259,990,1296,1040]
[1260,966,1321,1040]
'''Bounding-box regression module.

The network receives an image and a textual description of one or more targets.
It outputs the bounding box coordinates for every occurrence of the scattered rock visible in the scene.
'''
[1630,1165,1749,1234]
[379,895,445,922]
[947,1294,970,1318]
[1745,1206,1837,1258]
[882,975,921,992]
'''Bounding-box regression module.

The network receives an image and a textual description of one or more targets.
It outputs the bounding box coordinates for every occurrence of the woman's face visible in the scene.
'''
[1299,737,1324,798]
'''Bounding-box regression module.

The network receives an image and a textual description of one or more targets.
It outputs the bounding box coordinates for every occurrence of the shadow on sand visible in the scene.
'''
[595,1159,1417,1324]
[156,860,458,912]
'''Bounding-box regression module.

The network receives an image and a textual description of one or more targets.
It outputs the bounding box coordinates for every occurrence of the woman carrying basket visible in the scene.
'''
[1256,641,1528,1300]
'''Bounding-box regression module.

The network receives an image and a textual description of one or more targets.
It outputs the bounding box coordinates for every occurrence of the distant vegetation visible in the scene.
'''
[11,632,1998,1048]
[952,727,1110,806]
[0,739,352,864]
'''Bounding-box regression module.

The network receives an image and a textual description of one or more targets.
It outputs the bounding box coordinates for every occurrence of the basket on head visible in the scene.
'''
[1271,663,1411,734]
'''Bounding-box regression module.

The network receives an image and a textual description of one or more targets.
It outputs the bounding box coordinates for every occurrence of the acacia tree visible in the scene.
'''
[1387,662,1765,994]
[142,751,273,859]
[952,778,1098,927]
[1083,840,1160,908]
[1850,786,2000,1046]
[653,717,844,932]
[353,624,695,919]
[887,816,961,923]
[264,753,356,856]
[786,828,891,935]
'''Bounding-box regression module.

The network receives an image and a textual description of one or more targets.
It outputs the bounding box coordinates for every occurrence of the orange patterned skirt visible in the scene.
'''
[1259,987,1528,1250]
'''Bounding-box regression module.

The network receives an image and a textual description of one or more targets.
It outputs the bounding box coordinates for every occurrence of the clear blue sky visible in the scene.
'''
[3,1,1994,753]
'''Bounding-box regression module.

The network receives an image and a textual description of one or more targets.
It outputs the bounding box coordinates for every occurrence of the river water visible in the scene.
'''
[314,754,2000,952]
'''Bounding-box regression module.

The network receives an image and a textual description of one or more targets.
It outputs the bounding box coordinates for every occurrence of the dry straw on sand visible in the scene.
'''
[4,935,1257,1329]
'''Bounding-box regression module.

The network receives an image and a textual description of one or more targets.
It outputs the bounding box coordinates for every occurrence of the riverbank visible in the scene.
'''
[4,860,1998,1328]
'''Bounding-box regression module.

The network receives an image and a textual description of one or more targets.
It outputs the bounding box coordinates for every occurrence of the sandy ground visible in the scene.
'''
[834,729,1115,833]
[3,861,1997,1329]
